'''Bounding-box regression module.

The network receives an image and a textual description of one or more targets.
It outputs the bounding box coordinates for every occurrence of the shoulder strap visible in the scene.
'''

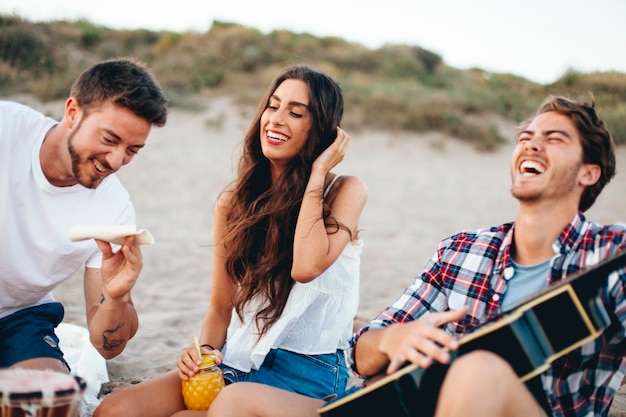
[324,175,341,198]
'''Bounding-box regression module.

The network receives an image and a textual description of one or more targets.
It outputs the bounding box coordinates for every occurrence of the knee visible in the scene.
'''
[434,351,540,416]
[94,385,144,417]
[207,384,244,417]
[446,350,515,386]
[94,394,123,417]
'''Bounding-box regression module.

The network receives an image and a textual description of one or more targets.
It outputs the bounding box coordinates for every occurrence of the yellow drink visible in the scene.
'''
[181,354,225,410]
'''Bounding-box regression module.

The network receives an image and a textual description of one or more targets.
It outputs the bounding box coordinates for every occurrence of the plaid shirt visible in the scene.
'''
[351,212,626,417]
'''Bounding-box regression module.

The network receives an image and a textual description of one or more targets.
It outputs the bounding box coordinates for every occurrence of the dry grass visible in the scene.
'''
[1,14,624,149]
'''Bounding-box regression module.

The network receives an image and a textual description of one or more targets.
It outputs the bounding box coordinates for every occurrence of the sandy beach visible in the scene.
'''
[12,94,626,414]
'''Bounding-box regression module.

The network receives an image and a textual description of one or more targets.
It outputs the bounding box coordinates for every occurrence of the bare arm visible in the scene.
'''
[178,192,237,380]
[354,307,467,376]
[84,236,141,359]
[292,128,368,282]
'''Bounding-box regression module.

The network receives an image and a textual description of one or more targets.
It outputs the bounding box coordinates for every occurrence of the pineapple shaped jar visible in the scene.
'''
[181,353,225,410]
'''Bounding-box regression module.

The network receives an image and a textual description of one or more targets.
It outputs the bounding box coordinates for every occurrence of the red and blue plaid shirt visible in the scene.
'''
[351,212,626,417]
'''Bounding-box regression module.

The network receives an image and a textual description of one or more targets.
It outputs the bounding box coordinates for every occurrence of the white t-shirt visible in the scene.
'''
[0,101,135,318]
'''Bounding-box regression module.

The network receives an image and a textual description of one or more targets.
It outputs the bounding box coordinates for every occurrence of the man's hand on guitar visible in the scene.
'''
[382,307,467,374]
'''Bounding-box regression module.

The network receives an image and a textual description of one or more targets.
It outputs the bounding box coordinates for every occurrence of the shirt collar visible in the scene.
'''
[553,211,588,255]
[494,211,588,276]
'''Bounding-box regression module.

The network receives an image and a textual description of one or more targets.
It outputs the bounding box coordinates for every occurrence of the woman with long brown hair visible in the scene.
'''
[95,64,367,417]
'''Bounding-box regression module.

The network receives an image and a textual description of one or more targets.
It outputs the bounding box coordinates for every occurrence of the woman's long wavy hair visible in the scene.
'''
[221,65,346,338]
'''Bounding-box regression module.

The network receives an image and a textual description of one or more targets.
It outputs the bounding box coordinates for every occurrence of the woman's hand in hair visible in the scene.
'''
[312,127,351,174]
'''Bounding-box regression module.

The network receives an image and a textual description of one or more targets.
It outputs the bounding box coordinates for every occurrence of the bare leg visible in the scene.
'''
[434,350,545,417]
[11,357,69,373]
[207,382,325,417]
[94,370,185,417]
[172,410,206,416]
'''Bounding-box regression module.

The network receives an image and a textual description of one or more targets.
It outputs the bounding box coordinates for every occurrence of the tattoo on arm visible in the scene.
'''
[101,322,126,351]
[100,293,105,304]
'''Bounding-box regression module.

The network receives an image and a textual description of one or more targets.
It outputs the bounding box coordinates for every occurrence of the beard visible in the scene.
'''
[67,119,103,189]
[510,163,581,204]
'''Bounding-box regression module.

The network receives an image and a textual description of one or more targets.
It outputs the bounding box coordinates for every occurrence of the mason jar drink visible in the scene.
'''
[181,354,225,410]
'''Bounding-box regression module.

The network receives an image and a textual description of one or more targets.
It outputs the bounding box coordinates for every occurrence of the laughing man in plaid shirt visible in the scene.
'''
[351,95,626,417]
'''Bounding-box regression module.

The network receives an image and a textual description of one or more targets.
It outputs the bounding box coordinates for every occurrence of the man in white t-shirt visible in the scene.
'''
[0,57,168,373]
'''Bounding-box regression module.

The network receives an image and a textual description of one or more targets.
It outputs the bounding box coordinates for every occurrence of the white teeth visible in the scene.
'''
[94,160,106,173]
[520,160,545,175]
[267,131,288,142]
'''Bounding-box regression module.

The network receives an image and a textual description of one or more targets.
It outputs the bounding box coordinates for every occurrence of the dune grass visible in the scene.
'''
[1,15,624,150]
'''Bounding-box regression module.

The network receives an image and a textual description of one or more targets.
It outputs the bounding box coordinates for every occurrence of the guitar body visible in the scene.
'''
[319,250,626,417]
[320,364,447,417]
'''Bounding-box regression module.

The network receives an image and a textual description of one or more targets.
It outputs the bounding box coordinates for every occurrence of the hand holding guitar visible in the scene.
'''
[359,306,468,376]
[384,307,467,374]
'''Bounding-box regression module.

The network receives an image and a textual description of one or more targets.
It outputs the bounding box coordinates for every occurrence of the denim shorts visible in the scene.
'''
[220,348,349,400]
[0,302,69,369]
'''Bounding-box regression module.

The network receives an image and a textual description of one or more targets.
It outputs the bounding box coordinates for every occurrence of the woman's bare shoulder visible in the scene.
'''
[325,174,368,210]
[335,174,368,198]
[216,189,235,207]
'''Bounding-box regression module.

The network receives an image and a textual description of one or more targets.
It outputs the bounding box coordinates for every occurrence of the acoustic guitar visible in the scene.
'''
[318,250,626,417]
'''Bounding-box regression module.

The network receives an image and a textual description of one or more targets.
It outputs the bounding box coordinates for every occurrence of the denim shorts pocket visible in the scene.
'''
[299,352,340,373]
[220,349,349,399]
[274,350,348,397]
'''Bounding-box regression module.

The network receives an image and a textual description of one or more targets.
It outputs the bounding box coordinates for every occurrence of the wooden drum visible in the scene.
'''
[0,369,86,417]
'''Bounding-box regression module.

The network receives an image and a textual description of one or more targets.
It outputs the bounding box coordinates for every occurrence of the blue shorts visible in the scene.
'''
[0,302,69,369]
[220,348,349,399]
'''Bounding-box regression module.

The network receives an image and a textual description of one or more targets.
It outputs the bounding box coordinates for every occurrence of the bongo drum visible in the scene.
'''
[0,369,86,417]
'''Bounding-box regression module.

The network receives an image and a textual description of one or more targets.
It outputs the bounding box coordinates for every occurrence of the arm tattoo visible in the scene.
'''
[101,322,126,351]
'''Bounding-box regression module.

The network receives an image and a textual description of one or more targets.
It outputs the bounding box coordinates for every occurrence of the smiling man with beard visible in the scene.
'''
[344,96,624,417]
[0,57,168,373]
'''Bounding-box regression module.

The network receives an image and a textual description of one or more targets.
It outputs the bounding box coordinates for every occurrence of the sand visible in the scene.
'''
[10,94,626,415]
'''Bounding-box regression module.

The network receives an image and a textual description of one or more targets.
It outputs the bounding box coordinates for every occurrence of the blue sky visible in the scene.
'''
[2,0,625,84]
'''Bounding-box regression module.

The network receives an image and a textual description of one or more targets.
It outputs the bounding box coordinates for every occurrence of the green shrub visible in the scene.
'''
[75,19,103,48]
[0,21,55,72]
[1,15,623,152]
